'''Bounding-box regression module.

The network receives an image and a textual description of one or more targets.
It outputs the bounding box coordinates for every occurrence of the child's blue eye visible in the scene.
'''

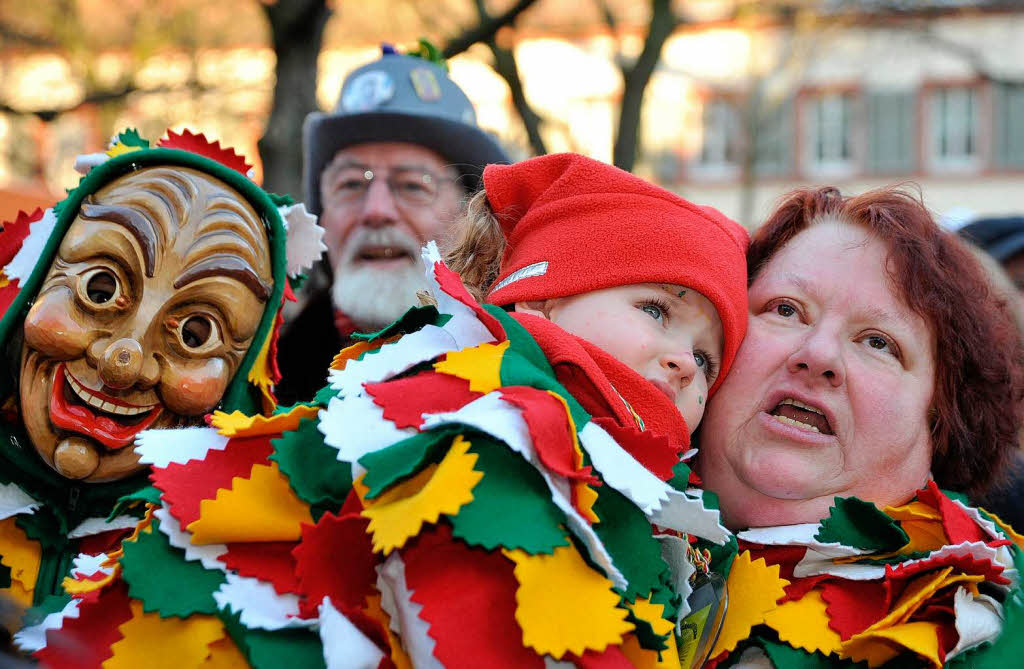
[641,303,664,321]
[694,351,707,368]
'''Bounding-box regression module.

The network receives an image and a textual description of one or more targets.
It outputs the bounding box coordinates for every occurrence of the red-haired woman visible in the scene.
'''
[696,186,1024,668]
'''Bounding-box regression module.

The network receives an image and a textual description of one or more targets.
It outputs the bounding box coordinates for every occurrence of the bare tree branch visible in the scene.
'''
[0,24,58,48]
[594,0,619,34]
[442,0,539,59]
[912,23,1024,86]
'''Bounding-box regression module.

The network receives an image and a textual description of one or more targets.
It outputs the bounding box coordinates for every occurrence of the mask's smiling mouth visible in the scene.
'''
[769,398,833,435]
[50,363,163,450]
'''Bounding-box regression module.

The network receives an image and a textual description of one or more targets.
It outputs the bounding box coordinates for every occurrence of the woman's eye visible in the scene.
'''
[776,303,796,317]
[180,315,215,349]
[865,334,896,356]
[83,269,120,305]
[641,303,664,321]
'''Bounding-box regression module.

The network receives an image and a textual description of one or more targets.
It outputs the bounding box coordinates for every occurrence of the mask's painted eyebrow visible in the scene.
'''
[79,200,159,277]
[173,253,271,301]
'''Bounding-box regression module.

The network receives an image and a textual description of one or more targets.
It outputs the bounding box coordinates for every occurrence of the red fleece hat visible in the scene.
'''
[483,153,749,395]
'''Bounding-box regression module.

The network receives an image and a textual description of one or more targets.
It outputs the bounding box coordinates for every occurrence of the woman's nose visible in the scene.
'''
[89,337,161,390]
[787,326,845,387]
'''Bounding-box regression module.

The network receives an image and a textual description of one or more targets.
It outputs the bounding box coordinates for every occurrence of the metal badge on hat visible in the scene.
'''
[410,67,442,102]
[342,70,396,112]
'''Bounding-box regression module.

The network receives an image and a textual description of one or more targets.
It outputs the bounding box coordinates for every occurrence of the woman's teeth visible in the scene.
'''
[770,397,832,434]
[772,413,821,432]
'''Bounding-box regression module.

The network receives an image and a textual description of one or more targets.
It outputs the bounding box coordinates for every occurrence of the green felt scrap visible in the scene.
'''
[270,418,352,507]
[313,384,339,406]
[351,305,445,343]
[120,518,225,618]
[448,436,569,554]
[219,609,326,669]
[109,487,160,521]
[115,129,149,149]
[667,460,692,493]
[855,551,932,566]
[21,593,70,629]
[16,508,65,548]
[814,497,908,552]
[759,637,866,669]
[591,486,670,601]
[498,348,591,429]
[359,428,459,499]
[624,604,670,653]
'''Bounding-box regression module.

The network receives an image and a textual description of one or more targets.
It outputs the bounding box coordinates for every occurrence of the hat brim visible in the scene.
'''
[303,111,510,214]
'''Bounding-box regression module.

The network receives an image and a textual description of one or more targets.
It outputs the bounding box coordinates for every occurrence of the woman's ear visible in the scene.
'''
[514,300,553,320]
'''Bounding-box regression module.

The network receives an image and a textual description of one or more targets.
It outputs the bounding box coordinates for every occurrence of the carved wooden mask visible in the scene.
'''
[19,166,273,482]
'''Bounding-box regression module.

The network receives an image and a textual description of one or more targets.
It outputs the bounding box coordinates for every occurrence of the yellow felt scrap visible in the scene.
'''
[210,405,320,437]
[365,593,412,669]
[104,601,225,669]
[0,516,40,599]
[188,462,313,544]
[981,507,1024,550]
[0,271,9,289]
[883,501,942,522]
[106,142,144,158]
[505,545,633,659]
[362,435,482,555]
[433,340,509,393]
[200,636,248,668]
[897,520,949,554]
[330,337,398,371]
[873,568,954,629]
[763,589,843,657]
[63,565,119,595]
[3,580,30,611]
[842,621,943,669]
[574,481,601,523]
[246,327,275,410]
[631,597,676,639]
[710,550,790,659]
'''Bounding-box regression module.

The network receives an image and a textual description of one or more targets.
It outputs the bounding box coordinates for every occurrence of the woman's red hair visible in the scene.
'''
[749,186,1024,497]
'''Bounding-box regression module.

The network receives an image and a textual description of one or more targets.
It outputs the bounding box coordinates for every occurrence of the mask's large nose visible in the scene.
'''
[94,337,160,389]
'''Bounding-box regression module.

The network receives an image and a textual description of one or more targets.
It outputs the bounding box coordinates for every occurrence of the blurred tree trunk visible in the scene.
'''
[258,0,331,198]
[610,0,682,172]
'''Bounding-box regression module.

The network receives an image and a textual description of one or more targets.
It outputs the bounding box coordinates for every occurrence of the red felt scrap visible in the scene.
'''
[820,579,889,641]
[77,527,134,556]
[403,523,543,669]
[916,482,985,544]
[35,580,133,669]
[151,435,274,528]
[267,304,285,384]
[365,372,482,429]
[501,386,598,487]
[157,129,253,176]
[746,544,822,604]
[884,552,1009,587]
[293,512,378,619]
[592,417,682,481]
[936,619,959,664]
[219,541,301,596]
[0,207,40,264]
[569,644,635,668]
[432,260,506,342]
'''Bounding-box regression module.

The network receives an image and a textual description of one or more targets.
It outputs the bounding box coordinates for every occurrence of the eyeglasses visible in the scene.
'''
[322,166,456,209]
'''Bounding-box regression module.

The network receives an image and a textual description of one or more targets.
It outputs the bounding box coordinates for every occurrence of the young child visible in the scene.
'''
[27,154,749,668]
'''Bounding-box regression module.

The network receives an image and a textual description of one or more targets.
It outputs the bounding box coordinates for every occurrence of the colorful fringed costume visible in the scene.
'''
[0,130,324,614]
[19,246,733,667]
[702,486,1024,668]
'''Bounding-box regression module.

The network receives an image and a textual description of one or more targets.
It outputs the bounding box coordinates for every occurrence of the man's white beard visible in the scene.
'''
[331,227,429,333]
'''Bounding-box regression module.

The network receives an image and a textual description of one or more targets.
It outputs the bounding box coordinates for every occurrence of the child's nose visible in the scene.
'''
[661,350,698,388]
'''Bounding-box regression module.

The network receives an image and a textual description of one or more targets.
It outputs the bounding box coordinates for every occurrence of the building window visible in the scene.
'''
[994,83,1024,169]
[867,90,915,174]
[691,98,741,178]
[928,86,980,170]
[802,92,857,176]
[754,97,794,176]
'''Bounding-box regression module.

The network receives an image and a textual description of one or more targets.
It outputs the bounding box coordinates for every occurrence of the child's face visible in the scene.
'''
[534,283,724,433]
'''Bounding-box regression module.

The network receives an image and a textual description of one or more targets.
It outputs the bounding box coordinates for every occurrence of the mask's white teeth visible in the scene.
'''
[772,413,820,433]
[63,369,156,416]
[779,398,825,415]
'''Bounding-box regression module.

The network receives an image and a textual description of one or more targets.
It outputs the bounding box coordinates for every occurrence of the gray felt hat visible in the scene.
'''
[960,217,1024,262]
[303,48,510,214]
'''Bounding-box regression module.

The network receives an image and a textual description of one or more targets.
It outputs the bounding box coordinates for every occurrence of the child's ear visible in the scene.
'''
[514,300,553,320]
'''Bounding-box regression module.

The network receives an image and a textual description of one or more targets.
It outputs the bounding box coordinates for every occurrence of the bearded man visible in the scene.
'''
[274,45,509,404]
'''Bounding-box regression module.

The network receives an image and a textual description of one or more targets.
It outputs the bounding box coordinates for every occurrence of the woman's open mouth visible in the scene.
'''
[49,363,163,450]
[768,398,834,435]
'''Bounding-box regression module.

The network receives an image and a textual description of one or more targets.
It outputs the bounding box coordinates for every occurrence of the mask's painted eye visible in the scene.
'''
[83,269,119,305]
[180,316,214,349]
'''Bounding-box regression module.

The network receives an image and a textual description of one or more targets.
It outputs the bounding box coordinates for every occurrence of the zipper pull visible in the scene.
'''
[67,486,80,512]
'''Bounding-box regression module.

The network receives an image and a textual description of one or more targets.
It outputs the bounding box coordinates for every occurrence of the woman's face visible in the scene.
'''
[699,219,936,528]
